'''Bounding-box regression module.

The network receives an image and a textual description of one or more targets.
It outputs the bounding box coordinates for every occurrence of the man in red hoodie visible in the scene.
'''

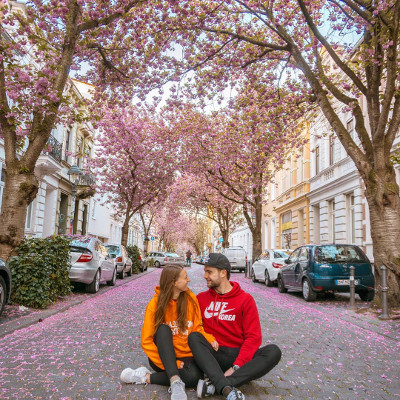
[188,253,281,400]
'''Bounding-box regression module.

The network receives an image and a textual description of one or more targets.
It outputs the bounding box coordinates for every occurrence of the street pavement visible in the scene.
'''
[0,264,399,400]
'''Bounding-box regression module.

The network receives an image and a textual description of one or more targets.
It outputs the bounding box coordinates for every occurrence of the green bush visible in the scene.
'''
[9,235,72,309]
[126,245,141,274]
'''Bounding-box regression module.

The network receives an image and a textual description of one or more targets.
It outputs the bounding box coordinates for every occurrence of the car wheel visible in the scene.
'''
[127,266,132,277]
[86,270,100,293]
[107,268,117,286]
[0,276,7,316]
[302,279,317,302]
[118,268,124,279]
[277,275,287,293]
[265,270,273,287]
[358,290,375,302]
[154,261,160,268]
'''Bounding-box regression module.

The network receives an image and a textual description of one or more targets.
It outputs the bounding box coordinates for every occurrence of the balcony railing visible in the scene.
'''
[43,135,62,162]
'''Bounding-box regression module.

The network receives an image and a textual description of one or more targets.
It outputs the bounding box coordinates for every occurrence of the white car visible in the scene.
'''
[251,249,290,286]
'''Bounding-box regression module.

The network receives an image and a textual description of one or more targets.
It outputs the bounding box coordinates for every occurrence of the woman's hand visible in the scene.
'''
[211,341,219,351]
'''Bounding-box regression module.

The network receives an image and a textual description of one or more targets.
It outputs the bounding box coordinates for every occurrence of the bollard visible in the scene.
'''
[379,265,390,320]
[349,266,356,310]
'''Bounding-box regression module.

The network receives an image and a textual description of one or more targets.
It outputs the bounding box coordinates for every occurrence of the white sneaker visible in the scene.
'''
[120,366,150,384]
[168,378,187,400]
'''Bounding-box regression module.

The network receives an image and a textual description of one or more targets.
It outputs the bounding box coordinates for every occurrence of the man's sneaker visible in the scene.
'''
[196,378,216,398]
[168,378,187,400]
[120,366,150,384]
[226,387,246,400]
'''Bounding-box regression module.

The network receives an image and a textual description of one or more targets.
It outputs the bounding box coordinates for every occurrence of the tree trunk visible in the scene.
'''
[143,238,149,255]
[221,230,230,248]
[0,168,38,260]
[121,218,130,247]
[365,173,400,307]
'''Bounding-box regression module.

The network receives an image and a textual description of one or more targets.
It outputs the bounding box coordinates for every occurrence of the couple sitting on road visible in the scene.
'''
[120,253,281,400]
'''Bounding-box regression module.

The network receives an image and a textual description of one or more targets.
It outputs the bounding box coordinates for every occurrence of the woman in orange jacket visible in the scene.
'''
[120,264,218,400]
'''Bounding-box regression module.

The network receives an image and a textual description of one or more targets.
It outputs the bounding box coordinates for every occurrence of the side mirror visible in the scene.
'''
[284,259,290,264]
[111,254,116,258]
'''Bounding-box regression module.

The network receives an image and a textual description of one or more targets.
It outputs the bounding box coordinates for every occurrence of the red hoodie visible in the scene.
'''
[197,281,262,367]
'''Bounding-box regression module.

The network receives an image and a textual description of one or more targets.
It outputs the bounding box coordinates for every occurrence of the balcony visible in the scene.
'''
[35,135,63,177]
[43,135,63,163]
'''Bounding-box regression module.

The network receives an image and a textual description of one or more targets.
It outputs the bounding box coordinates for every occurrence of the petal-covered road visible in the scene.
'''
[0,265,399,399]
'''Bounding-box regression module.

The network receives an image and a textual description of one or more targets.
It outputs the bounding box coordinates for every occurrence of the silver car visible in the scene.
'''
[148,251,168,268]
[165,252,185,267]
[69,238,117,293]
[105,244,133,279]
[223,247,248,272]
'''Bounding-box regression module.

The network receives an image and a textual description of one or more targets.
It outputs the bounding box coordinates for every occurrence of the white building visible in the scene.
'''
[228,224,253,261]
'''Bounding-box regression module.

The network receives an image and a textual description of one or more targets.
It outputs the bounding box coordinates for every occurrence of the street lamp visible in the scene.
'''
[68,165,83,234]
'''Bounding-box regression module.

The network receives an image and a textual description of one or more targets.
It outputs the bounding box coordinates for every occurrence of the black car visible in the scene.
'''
[0,257,12,317]
[277,244,375,302]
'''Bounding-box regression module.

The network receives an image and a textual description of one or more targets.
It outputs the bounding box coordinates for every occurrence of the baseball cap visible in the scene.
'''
[202,253,231,272]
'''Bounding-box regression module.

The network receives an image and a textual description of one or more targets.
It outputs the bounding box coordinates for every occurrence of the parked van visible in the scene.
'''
[223,247,247,272]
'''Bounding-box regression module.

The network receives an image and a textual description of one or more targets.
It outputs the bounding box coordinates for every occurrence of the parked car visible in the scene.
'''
[277,244,375,302]
[223,247,247,272]
[251,249,290,286]
[69,237,117,293]
[165,252,185,267]
[0,258,12,317]
[105,244,133,279]
[148,251,168,268]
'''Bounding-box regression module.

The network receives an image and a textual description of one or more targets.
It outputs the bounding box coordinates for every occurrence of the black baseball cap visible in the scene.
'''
[202,253,231,272]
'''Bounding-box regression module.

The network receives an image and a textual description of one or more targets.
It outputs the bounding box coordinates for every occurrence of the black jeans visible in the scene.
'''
[148,324,203,388]
[188,332,282,394]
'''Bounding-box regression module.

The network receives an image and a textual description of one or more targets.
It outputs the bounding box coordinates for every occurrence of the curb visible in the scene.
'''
[0,268,155,339]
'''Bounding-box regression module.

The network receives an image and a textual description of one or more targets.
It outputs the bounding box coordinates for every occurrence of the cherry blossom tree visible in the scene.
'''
[93,106,177,247]
[0,0,170,259]
[168,83,306,261]
[146,0,400,302]
[168,173,243,248]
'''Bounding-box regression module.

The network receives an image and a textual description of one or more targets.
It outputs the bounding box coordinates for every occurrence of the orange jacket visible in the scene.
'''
[141,287,215,370]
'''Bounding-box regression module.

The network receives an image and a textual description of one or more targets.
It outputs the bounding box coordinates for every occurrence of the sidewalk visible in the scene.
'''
[0,269,152,338]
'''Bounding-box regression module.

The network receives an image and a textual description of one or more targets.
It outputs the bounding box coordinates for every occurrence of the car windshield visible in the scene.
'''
[71,238,91,248]
[274,251,289,259]
[105,245,120,255]
[315,245,368,263]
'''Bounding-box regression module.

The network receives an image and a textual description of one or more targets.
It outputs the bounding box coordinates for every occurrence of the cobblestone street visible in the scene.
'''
[1,265,399,399]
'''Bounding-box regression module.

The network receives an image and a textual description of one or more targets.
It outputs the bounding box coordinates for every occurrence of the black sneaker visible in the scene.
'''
[226,387,245,400]
[196,378,216,398]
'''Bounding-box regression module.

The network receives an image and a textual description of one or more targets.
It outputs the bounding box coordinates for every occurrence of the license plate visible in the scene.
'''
[336,279,360,285]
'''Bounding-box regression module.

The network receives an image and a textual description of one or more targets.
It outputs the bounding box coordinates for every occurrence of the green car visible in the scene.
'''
[277,244,375,302]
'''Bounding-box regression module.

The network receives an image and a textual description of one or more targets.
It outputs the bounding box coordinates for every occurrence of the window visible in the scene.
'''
[329,134,335,165]
[65,128,71,162]
[288,248,301,263]
[297,149,304,183]
[25,202,33,229]
[347,118,355,140]
[315,146,320,175]
[348,194,355,243]
[0,166,5,212]
[92,199,97,219]
[329,200,336,242]
[298,247,309,262]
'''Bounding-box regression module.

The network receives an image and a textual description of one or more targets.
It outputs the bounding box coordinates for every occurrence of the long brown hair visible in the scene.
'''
[154,264,192,333]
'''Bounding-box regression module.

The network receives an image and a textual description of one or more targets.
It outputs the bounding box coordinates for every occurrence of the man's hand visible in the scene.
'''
[224,367,234,377]
[211,341,219,351]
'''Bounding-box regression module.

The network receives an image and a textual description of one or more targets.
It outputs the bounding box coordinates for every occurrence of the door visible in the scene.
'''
[294,247,310,288]
[98,242,114,281]
[282,248,301,286]
[253,252,269,280]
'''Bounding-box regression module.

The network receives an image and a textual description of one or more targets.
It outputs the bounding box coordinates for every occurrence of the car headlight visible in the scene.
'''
[0,258,6,267]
